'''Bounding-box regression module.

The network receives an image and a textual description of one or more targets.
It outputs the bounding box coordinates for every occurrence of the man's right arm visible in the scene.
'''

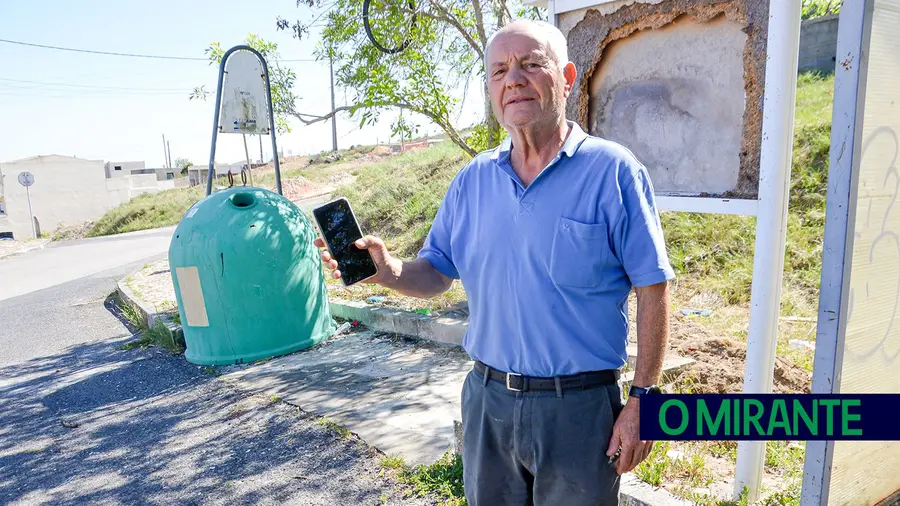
[316,235,454,299]
[378,255,454,299]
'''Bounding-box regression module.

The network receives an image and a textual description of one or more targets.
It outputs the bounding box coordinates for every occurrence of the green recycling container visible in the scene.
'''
[168,186,336,365]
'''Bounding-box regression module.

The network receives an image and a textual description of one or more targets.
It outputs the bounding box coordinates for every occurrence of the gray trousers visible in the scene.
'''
[461,367,623,506]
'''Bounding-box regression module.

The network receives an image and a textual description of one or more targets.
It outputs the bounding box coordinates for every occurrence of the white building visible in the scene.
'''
[0,155,175,240]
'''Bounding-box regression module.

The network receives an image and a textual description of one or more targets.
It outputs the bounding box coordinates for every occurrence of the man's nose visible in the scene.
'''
[505,66,527,88]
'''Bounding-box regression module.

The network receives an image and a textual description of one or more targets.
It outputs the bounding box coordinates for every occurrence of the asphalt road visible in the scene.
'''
[0,228,437,505]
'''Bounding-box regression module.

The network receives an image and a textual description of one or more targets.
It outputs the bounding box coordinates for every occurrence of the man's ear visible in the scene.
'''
[563,62,577,93]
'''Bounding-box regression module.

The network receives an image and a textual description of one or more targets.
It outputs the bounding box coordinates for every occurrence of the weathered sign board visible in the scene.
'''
[803,1,900,505]
[554,0,768,202]
[217,50,271,135]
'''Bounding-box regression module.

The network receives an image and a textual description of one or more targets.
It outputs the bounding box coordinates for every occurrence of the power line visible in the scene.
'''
[0,38,320,63]
[0,77,189,92]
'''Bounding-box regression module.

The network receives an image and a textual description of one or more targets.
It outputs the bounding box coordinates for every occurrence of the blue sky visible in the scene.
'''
[0,0,484,167]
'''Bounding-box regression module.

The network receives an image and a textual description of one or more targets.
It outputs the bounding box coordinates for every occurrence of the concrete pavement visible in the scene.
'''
[0,227,175,304]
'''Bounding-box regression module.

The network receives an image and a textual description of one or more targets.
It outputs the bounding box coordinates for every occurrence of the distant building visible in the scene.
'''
[0,155,174,239]
[105,160,146,178]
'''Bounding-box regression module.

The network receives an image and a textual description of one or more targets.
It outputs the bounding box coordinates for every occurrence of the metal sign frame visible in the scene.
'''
[205,45,283,196]
[801,1,885,504]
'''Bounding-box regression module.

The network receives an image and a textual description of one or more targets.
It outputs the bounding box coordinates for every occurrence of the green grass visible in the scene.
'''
[88,186,204,237]
[634,441,671,487]
[334,140,468,259]
[202,366,221,377]
[115,294,184,354]
[143,320,184,354]
[316,417,351,439]
[380,452,466,506]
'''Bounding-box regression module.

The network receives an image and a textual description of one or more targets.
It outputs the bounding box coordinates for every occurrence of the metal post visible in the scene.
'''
[241,133,254,186]
[162,134,169,168]
[330,58,338,152]
[734,0,802,501]
[167,140,173,169]
[25,185,35,239]
[205,52,228,196]
[259,52,283,195]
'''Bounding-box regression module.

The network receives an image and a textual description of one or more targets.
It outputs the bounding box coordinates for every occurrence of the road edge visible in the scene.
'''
[115,277,183,345]
[0,239,51,260]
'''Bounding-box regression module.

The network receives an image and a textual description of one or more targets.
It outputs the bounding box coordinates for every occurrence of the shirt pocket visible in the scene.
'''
[549,217,612,288]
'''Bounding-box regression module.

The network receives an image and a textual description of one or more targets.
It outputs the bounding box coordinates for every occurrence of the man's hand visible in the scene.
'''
[315,235,400,286]
[606,399,653,475]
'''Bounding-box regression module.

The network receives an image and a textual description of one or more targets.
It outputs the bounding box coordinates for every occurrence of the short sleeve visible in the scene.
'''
[613,167,676,287]
[417,173,462,279]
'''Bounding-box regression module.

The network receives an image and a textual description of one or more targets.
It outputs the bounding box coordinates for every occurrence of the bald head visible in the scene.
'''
[485,20,569,71]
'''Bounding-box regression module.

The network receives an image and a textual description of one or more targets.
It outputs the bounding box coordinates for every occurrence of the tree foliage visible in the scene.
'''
[276,0,544,156]
[801,0,840,20]
[173,157,194,176]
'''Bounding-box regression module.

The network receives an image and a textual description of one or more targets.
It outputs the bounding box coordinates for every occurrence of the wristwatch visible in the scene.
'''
[628,384,662,399]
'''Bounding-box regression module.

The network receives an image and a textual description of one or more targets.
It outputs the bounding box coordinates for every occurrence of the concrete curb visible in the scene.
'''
[115,278,184,345]
[0,238,51,260]
[328,298,467,347]
[619,475,696,506]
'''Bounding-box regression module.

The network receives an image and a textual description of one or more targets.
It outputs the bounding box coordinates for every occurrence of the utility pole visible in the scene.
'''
[161,134,169,168]
[400,109,405,152]
[167,141,173,169]
[330,58,338,152]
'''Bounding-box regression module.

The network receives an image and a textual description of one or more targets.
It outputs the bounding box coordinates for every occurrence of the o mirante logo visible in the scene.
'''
[639,394,900,441]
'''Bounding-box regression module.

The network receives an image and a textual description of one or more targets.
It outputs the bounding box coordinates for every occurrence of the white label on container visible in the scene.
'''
[176,266,209,327]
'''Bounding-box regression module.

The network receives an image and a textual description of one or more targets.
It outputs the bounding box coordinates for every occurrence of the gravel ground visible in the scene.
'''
[0,337,438,505]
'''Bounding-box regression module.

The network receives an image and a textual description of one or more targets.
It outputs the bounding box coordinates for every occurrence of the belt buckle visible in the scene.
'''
[506,372,524,392]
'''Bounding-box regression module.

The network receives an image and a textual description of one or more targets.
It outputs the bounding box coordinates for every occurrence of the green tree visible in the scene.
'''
[276,0,544,156]
[173,157,194,176]
[801,0,840,20]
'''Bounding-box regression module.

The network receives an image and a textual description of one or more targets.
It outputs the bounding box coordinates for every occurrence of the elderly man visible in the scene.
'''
[316,19,674,505]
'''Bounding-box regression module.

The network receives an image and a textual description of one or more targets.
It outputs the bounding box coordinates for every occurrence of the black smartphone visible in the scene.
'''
[312,198,378,286]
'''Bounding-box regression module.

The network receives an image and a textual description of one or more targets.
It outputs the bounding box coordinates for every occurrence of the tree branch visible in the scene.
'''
[288,101,478,157]
[423,0,484,59]
[471,0,488,47]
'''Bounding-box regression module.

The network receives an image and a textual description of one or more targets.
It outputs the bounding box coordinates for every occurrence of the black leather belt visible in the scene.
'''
[474,360,620,392]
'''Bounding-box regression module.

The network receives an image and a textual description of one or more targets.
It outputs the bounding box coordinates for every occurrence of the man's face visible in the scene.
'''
[486,30,573,129]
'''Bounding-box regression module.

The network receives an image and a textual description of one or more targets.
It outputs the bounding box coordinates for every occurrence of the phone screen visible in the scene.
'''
[313,199,378,286]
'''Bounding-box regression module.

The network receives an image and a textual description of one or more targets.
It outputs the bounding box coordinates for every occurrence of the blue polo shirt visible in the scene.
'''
[418,121,675,377]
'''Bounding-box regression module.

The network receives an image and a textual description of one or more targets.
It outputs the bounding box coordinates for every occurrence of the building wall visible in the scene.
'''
[798,14,839,73]
[105,160,145,178]
[0,156,111,239]
[154,168,178,181]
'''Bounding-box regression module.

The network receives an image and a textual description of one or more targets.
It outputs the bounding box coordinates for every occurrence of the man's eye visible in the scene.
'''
[493,69,506,76]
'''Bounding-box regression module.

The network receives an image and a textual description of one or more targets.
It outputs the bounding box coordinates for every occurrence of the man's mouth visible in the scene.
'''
[506,97,534,106]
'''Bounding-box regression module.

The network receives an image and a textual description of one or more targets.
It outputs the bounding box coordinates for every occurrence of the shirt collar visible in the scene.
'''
[490,120,589,163]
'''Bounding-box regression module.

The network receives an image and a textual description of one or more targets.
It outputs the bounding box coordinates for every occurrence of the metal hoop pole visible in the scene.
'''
[205,48,230,196]
[205,45,283,196]
[257,50,283,195]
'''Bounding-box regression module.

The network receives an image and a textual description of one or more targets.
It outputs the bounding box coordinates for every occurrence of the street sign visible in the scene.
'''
[17,172,34,187]
[16,171,37,239]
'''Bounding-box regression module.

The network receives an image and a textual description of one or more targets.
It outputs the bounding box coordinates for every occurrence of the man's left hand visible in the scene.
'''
[605,399,653,475]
